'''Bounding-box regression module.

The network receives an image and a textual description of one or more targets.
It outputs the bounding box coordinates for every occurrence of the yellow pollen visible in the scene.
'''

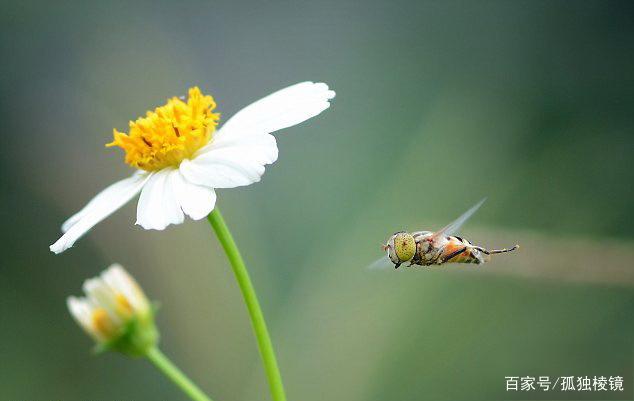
[91,308,117,339]
[107,87,220,171]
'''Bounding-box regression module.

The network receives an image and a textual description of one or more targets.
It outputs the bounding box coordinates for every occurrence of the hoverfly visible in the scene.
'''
[370,199,518,270]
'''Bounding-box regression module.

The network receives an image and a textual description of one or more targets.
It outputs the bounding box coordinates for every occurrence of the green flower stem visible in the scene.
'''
[207,208,287,401]
[146,347,214,401]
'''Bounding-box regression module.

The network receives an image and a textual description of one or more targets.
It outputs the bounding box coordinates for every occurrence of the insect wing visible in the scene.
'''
[366,254,394,271]
[432,198,486,239]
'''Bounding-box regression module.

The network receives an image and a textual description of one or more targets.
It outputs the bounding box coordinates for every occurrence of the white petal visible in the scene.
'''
[67,296,92,330]
[67,296,102,340]
[169,169,217,220]
[61,171,147,233]
[82,278,122,325]
[214,81,335,141]
[136,168,184,230]
[180,148,266,189]
[198,132,279,164]
[50,172,150,254]
[102,264,149,313]
[181,133,277,189]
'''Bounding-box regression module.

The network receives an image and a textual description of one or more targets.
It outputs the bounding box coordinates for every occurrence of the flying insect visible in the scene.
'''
[371,199,519,269]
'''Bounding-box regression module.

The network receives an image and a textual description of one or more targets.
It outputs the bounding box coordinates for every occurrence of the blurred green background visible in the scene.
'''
[1,1,633,400]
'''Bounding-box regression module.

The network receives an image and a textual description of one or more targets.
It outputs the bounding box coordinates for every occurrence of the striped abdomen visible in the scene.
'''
[440,236,488,264]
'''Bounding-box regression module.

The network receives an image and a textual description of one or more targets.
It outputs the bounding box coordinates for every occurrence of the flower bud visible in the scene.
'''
[67,264,158,356]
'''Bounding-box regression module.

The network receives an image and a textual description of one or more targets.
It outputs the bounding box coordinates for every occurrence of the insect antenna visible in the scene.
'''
[473,244,519,255]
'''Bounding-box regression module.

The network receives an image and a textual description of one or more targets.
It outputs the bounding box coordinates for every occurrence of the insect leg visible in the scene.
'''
[472,244,519,255]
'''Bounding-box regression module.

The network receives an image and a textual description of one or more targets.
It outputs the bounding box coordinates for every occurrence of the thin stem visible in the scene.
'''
[207,208,287,401]
[146,347,214,401]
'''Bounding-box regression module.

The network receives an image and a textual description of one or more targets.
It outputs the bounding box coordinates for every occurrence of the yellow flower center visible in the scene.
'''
[92,308,117,339]
[107,87,220,171]
[114,293,134,319]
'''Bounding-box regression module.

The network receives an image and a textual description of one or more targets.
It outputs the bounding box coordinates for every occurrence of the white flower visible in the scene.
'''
[50,82,335,254]
[67,264,158,354]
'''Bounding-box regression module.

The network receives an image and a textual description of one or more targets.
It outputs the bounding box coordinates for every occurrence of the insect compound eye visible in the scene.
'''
[393,232,416,262]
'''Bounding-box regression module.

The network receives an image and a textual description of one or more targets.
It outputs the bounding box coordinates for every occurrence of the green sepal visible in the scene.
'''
[89,308,159,358]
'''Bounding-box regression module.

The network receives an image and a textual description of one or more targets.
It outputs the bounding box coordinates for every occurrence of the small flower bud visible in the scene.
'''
[67,264,158,356]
